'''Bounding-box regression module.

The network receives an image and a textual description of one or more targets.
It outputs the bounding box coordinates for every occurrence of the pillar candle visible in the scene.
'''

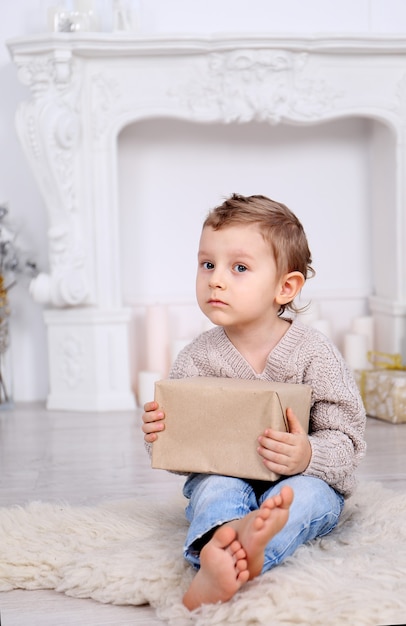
[137,370,161,408]
[145,304,169,377]
[351,316,374,352]
[343,333,369,370]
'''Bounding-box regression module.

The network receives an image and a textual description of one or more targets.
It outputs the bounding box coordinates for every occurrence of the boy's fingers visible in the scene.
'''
[142,419,164,433]
[143,400,158,412]
[142,407,164,423]
[144,432,157,443]
[286,407,306,434]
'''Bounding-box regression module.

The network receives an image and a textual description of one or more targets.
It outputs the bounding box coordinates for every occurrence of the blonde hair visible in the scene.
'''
[203,193,315,314]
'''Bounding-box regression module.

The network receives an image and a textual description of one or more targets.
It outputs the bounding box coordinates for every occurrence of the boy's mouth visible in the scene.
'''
[208,298,228,307]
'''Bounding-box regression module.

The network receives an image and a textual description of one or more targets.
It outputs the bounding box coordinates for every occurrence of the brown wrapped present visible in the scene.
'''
[152,377,312,481]
[355,368,406,424]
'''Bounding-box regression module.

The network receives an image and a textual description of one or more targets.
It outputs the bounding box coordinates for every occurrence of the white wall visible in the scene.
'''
[1,0,406,402]
[119,117,373,303]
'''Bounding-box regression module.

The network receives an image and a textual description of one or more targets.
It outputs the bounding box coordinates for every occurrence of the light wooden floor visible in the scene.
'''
[0,403,405,625]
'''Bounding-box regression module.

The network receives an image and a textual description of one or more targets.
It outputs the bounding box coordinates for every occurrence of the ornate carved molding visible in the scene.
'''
[13,49,89,307]
[170,50,341,124]
[59,332,84,388]
[91,72,121,143]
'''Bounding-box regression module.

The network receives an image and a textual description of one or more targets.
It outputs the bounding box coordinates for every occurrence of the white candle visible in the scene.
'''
[351,316,374,352]
[137,370,162,408]
[343,333,369,370]
[145,304,169,377]
[310,319,333,340]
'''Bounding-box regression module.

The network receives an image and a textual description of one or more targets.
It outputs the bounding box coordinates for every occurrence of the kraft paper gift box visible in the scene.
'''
[355,369,406,424]
[152,377,312,481]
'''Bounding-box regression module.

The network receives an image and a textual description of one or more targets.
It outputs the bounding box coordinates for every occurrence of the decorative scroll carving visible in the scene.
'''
[59,332,84,388]
[170,50,341,124]
[91,72,121,143]
[13,50,89,307]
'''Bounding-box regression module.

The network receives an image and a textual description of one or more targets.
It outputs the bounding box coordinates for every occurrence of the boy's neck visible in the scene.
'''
[224,317,291,374]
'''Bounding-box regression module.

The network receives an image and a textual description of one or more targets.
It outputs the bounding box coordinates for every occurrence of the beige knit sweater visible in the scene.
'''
[165,318,366,498]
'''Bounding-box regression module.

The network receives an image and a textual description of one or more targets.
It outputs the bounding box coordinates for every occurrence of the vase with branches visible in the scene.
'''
[0,203,38,407]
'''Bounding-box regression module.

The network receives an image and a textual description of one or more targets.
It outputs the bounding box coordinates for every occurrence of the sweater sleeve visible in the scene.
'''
[265,321,366,498]
[301,340,367,497]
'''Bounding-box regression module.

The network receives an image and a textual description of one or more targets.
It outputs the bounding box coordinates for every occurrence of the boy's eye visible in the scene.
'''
[234,264,247,273]
[203,262,214,270]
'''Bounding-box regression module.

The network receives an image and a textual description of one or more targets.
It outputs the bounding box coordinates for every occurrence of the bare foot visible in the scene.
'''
[182,486,293,610]
[229,485,294,579]
[182,525,249,610]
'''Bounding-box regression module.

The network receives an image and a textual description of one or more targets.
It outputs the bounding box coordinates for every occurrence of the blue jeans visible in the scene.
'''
[182,473,344,572]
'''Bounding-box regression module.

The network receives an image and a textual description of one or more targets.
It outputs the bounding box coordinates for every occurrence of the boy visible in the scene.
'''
[142,193,366,610]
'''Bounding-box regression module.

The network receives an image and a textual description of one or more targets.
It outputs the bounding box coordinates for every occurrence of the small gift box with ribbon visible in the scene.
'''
[354,351,406,423]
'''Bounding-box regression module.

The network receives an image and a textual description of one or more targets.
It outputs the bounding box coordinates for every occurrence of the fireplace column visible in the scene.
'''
[10,41,135,411]
[368,120,406,362]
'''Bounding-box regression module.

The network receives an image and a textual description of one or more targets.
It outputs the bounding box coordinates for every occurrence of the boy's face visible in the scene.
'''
[196,224,285,331]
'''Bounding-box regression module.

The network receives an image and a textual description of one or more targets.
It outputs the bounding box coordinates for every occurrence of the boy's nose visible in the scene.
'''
[208,269,225,289]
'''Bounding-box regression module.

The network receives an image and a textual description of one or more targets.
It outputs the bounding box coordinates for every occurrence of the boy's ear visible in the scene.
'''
[276,271,305,305]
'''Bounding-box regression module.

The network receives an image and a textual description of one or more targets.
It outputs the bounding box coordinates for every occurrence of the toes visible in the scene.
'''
[229,539,243,555]
[260,497,279,514]
[280,485,294,508]
[260,486,294,514]
[213,525,238,549]
[237,569,250,584]
[233,547,247,562]
[235,557,248,573]
[253,514,266,531]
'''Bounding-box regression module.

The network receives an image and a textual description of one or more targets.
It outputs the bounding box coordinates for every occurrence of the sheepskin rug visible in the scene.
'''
[0,481,405,626]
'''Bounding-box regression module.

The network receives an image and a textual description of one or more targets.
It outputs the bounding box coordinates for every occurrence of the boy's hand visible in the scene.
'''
[142,400,165,443]
[257,407,311,476]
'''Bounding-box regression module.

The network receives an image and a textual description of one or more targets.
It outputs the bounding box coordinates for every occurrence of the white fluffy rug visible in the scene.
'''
[1,481,405,626]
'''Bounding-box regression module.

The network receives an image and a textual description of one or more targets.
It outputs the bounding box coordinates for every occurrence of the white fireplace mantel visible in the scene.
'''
[7,32,406,410]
